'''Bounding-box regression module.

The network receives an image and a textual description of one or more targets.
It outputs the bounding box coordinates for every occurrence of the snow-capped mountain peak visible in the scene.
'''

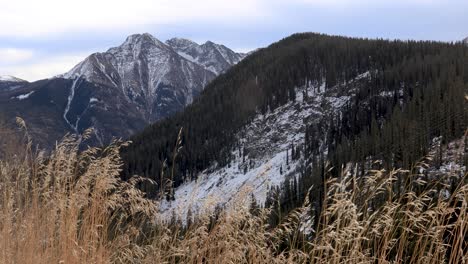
[116,33,170,52]
[52,33,245,142]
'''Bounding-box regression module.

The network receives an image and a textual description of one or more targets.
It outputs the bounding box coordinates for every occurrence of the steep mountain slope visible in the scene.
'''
[63,33,221,122]
[161,82,467,219]
[159,73,368,217]
[0,78,147,147]
[121,33,467,218]
[0,34,244,147]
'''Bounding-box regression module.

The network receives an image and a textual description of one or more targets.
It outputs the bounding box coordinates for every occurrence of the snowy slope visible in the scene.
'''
[159,69,466,221]
[159,74,374,219]
[424,136,466,178]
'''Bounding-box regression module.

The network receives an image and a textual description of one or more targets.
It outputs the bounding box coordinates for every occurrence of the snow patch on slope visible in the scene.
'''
[63,77,82,133]
[12,91,34,100]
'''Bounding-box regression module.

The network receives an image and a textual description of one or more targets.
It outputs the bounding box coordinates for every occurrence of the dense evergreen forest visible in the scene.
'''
[121,33,468,203]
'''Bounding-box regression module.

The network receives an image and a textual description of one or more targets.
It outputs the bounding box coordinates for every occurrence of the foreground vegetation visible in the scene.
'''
[0,124,466,263]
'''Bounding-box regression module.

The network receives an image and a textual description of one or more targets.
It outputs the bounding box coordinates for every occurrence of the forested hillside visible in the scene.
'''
[121,33,467,200]
[1,33,466,264]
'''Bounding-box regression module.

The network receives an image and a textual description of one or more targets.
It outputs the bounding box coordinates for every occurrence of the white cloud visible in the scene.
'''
[0,0,459,81]
[0,53,89,81]
[0,48,34,63]
[0,0,270,37]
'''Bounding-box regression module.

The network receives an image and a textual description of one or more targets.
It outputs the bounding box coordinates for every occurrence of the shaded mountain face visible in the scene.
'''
[0,78,148,147]
[0,33,244,147]
[0,75,28,91]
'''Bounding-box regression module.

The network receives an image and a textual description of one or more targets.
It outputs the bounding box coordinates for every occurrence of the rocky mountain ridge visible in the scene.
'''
[62,33,245,123]
[0,75,28,91]
[0,33,246,147]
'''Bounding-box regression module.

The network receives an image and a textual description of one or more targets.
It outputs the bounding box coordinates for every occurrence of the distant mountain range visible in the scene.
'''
[0,33,246,147]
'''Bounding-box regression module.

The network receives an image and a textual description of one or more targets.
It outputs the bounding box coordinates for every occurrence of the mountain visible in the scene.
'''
[463,36,468,45]
[0,75,26,82]
[0,75,28,91]
[166,38,245,75]
[121,33,467,220]
[0,33,244,147]
[62,33,221,122]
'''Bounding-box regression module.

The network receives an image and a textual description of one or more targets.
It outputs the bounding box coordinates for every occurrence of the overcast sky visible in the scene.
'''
[0,0,466,81]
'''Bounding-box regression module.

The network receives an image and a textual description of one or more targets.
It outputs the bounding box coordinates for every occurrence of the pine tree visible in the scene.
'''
[186,208,193,228]
[249,193,259,216]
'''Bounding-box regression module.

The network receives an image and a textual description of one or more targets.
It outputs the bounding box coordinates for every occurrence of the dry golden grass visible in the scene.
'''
[0,123,157,263]
[0,121,466,263]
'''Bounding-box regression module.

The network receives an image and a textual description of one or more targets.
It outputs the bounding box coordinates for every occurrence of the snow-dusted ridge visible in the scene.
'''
[0,33,246,147]
[63,33,244,80]
[0,75,27,82]
[59,33,245,124]
[166,37,246,75]
[159,73,374,220]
